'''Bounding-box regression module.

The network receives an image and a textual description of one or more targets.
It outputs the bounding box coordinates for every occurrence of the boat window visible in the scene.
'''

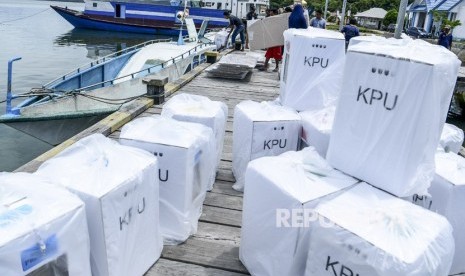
[115,4,121,18]
[191,0,201,7]
[93,3,97,8]
[205,2,212,7]
[217,2,222,9]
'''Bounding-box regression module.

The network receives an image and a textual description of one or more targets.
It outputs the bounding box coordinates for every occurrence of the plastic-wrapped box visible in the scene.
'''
[36,134,161,276]
[327,39,461,197]
[161,93,227,190]
[232,101,301,191]
[0,173,91,276]
[439,123,464,154]
[240,148,359,276]
[280,28,346,111]
[305,183,454,276]
[299,105,335,157]
[214,30,229,49]
[119,116,214,244]
[405,149,465,274]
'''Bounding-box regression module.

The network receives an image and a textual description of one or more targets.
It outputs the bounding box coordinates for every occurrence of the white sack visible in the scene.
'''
[305,183,455,276]
[161,93,227,190]
[299,105,335,157]
[280,28,346,111]
[0,173,91,276]
[439,123,464,154]
[232,100,301,191]
[327,39,461,197]
[119,116,214,244]
[405,149,465,274]
[36,134,161,276]
[240,147,359,276]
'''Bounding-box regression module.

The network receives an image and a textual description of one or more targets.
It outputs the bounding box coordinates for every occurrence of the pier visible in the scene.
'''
[16,53,280,275]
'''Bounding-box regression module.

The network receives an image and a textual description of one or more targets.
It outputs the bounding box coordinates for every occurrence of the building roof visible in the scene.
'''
[436,0,463,11]
[354,8,387,19]
[407,0,462,12]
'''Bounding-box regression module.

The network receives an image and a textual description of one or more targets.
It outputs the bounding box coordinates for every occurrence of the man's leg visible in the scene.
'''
[239,26,245,50]
[231,27,238,47]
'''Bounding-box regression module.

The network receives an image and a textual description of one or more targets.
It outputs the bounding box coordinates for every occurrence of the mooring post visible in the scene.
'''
[6,57,22,116]
[142,76,168,104]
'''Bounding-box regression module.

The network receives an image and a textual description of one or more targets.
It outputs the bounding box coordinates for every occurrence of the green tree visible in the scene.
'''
[442,19,462,30]
[383,9,398,26]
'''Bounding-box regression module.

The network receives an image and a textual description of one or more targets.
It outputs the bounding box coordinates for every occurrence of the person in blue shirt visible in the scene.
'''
[438,25,453,50]
[341,18,360,48]
[289,4,308,29]
[224,11,245,51]
[309,9,326,29]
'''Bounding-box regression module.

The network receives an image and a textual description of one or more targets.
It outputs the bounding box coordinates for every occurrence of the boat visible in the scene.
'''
[51,0,269,35]
[0,21,217,146]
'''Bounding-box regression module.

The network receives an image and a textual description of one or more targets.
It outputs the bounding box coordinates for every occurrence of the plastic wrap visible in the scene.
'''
[161,93,226,190]
[348,35,386,48]
[247,13,290,50]
[299,105,335,157]
[405,149,465,274]
[280,28,346,111]
[439,123,464,154]
[35,134,161,276]
[0,173,91,276]
[327,39,461,197]
[240,147,359,276]
[305,183,454,276]
[232,100,301,191]
[214,30,229,49]
[119,116,215,245]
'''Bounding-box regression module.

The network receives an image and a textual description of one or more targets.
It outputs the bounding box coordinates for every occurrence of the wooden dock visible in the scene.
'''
[17,56,280,275]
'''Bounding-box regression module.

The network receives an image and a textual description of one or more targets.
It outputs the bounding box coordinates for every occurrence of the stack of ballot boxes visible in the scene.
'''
[119,116,215,244]
[36,134,162,276]
[161,93,227,190]
[0,173,91,276]
[232,100,301,191]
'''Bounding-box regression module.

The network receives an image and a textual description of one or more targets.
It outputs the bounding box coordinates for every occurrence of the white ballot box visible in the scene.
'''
[405,149,465,275]
[0,173,91,276]
[300,105,335,157]
[240,148,359,276]
[119,116,214,245]
[161,93,227,190]
[232,100,301,191]
[36,134,162,276]
[439,123,464,154]
[306,183,454,276]
[280,28,346,111]
[327,39,461,197]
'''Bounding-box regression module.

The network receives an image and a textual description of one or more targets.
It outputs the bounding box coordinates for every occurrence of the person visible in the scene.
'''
[284,6,293,13]
[260,9,282,72]
[244,6,257,49]
[341,18,359,48]
[431,24,436,39]
[438,25,453,50]
[309,9,326,29]
[224,10,245,51]
[288,4,307,29]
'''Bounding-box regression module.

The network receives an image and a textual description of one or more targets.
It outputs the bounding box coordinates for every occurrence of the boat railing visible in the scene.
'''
[72,41,213,93]
[43,37,174,89]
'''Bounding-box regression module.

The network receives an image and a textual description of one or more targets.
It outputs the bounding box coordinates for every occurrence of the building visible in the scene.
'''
[407,0,465,39]
[354,8,387,30]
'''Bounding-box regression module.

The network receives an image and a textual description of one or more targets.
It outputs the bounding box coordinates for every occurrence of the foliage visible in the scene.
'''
[305,0,403,14]
[383,9,398,27]
[442,19,462,30]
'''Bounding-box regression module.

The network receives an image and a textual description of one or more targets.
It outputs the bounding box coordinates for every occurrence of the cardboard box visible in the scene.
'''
[404,150,465,274]
[327,39,461,197]
[0,173,91,276]
[306,183,454,276]
[240,148,359,276]
[162,93,227,190]
[439,123,464,154]
[36,134,162,276]
[280,28,345,111]
[232,100,301,191]
[299,105,335,157]
[247,13,290,50]
[119,116,215,244]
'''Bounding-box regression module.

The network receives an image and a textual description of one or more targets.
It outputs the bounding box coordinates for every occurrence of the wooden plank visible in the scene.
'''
[200,205,242,227]
[216,169,236,183]
[194,222,241,246]
[146,258,247,276]
[161,239,247,274]
[204,192,243,211]
[211,180,243,197]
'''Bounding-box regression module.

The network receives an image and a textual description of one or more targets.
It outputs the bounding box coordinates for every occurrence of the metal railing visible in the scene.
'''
[43,38,173,89]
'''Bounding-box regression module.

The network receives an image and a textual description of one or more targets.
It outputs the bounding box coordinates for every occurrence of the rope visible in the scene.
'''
[0,8,50,25]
